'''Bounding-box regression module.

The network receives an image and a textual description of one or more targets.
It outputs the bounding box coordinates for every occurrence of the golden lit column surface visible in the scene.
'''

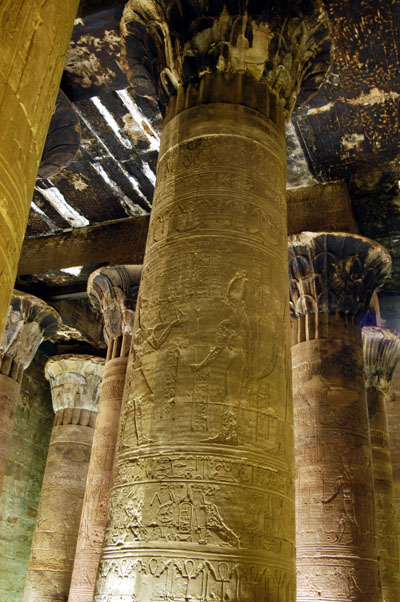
[0,0,79,336]
[362,327,400,602]
[0,290,60,494]
[289,232,391,602]
[22,354,104,602]
[387,362,400,569]
[95,2,332,601]
[69,266,142,602]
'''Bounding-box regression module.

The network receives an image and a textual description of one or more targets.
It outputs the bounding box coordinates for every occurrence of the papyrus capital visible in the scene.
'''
[288,232,391,324]
[87,265,142,346]
[121,0,332,117]
[363,327,400,394]
[0,291,60,370]
[45,354,104,413]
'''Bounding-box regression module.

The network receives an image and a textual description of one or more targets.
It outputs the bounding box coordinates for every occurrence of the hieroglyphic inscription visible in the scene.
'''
[96,557,294,602]
[292,329,382,602]
[96,105,294,600]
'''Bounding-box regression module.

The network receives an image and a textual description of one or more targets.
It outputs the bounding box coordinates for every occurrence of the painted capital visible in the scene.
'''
[0,291,60,372]
[288,232,391,324]
[37,89,81,179]
[45,354,104,413]
[363,327,400,395]
[121,0,332,116]
[87,265,142,345]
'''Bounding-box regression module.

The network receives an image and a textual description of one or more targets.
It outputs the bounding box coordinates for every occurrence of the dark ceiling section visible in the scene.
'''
[291,0,400,323]
[27,4,161,241]
[19,0,400,348]
[293,0,400,185]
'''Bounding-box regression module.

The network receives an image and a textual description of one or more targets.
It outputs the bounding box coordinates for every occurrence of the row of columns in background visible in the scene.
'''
[1,247,400,601]
[0,2,399,601]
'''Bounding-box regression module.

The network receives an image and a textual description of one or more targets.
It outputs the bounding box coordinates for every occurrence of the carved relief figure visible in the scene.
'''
[190,271,250,406]
[322,456,359,544]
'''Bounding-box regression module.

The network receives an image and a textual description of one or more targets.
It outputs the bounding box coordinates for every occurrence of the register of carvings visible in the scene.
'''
[363,327,400,602]
[0,291,60,494]
[289,232,391,601]
[22,354,104,602]
[95,2,332,601]
[69,266,142,602]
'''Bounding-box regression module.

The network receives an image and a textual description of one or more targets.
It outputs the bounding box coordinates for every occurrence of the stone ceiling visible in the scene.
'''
[15,0,400,351]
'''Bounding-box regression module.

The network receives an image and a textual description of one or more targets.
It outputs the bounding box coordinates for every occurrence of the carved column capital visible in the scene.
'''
[45,354,104,414]
[363,327,400,394]
[87,265,142,346]
[121,0,332,117]
[288,232,391,324]
[0,291,60,378]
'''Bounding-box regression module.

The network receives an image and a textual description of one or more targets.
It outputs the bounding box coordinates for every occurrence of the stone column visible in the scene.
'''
[387,362,400,568]
[0,290,60,494]
[0,0,79,335]
[363,327,400,602]
[95,3,332,601]
[69,265,141,602]
[290,232,391,602]
[22,354,104,602]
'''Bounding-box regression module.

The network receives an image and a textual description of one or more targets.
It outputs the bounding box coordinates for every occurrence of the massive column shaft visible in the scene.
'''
[290,232,391,602]
[363,327,400,602]
[23,355,104,602]
[0,291,59,494]
[95,2,332,601]
[386,363,400,568]
[69,265,141,602]
[0,0,79,335]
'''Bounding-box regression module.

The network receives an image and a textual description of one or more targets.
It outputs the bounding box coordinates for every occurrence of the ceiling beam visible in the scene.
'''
[18,181,357,277]
[18,216,149,276]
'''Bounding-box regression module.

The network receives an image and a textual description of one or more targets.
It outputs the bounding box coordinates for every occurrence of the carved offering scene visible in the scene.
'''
[2,2,400,602]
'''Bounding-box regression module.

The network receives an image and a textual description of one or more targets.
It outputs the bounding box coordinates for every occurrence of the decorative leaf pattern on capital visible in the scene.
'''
[362,327,400,394]
[45,354,104,413]
[288,232,391,324]
[88,265,142,345]
[0,291,60,369]
[121,0,332,114]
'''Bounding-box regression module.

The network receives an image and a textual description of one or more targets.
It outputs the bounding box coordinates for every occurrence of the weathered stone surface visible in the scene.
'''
[287,181,359,235]
[38,90,81,180]
[386,362,400,576]
[22,355,104,602]
[94,3,333,600]
[290,232,390,602]
[0,292,60,496]
[0,0,80,336]
[69,267,141,602]
[121,0,332,117]
[289,231,391,323]
[0,291,60,371]
[363,327,400,602]
[94,97,299,600]
[0,351,53,602]
[87,264,142,346]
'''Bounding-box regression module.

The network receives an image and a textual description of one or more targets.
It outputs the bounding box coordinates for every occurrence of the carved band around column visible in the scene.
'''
[362,327,400,602]
[290,232,391,602]
[69,265,141,602]
[95,3,333,600]
[0,291,60,495]
[23,354,104,602]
